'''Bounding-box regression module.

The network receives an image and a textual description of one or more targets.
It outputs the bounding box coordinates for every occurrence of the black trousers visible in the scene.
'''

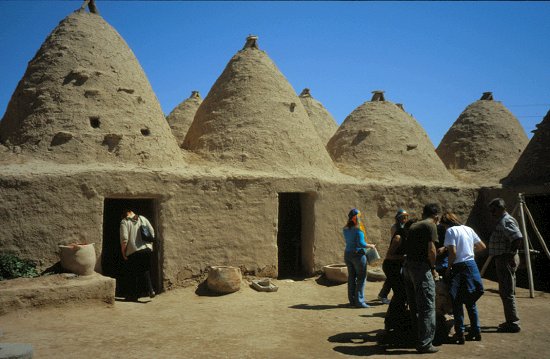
[383,260,409,331]
[125,248,154,298]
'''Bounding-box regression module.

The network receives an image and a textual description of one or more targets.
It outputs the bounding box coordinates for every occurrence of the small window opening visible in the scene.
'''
[90,116,100,128]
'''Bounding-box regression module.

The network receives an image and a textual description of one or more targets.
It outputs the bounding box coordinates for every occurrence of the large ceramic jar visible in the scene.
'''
[59,243,96,276]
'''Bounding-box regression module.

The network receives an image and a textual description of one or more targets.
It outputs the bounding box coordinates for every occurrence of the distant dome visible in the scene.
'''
[299,88,338,145]
[166,91,202,146]
[0,8,184,167]
[182,36,336,175]
[436,93,528,182]
[327,91,455,183]
[504,110,550,186]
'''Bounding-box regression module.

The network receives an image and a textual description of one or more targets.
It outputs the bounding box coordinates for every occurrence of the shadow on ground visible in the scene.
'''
[194,280,231,297]
[316,275,346,287]
[329,330,415,356]
[289,303,351,310]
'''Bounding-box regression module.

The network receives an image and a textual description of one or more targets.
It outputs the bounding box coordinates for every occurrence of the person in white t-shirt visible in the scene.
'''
[441,212,486,344]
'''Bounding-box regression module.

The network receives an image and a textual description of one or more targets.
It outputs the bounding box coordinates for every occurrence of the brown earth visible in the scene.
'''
[1,277,547,359]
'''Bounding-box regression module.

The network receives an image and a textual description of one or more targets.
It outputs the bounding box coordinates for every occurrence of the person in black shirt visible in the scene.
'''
[402,203,440,354]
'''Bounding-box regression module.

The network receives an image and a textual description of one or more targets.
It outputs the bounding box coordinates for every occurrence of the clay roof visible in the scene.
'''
[166,91,202,146]
[504,109,550,186]
[299,88,338,146]
[436,93,528,182]
[182,36,336,175]
[0,7,184,167]
[327,91,455,183]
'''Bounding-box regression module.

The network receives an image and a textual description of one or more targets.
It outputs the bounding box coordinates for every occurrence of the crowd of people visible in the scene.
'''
[118,199,524,351]
[342,198,524,354]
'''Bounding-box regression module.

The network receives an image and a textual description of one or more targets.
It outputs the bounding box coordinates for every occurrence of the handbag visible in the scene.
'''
[139,217,155,243]
[366,247,381,265]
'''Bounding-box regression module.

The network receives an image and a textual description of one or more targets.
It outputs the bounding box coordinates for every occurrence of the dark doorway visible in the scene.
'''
[277,192,315,278]
[524,194,550,292]
[102,198,162,296]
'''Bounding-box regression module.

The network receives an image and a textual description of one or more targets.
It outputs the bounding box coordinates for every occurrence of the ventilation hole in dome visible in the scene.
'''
[480,92,494,101]
[50,132,73,146]
[102,134,122,153]
[371,90,385,102]
[243,35,259,50]
[290,103,296,112]
[141,128,151,136]
[300,88,311,97]
[89,117,100,128]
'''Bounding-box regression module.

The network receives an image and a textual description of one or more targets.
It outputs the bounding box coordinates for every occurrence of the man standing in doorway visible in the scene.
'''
[488,198,523,333]
[402,203,440,354]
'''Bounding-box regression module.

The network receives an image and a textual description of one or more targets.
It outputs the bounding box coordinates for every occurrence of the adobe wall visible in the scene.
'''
[0,166,481,290]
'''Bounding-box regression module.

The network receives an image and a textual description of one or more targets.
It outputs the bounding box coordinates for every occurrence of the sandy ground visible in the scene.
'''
[0,277,547,359]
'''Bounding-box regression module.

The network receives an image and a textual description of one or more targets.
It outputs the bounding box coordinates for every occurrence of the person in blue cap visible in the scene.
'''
[343,208,377,308]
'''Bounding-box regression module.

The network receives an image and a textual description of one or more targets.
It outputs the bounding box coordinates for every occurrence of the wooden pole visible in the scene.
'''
[518,193,535,298]
[480,254,493,277]
[524,204,550,261]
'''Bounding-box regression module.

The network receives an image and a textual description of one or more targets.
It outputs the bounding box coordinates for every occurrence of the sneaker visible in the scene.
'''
[466,332,482,341]
[497,323,521,333]
[452,333,465,345]
[417,345,439,354]
[378,296,391,304]
[356,302,371,308]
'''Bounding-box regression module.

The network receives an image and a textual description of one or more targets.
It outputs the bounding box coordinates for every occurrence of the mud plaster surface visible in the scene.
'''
[436,100,528,184]
[0,11,184,167]
[327,101,456,184]
[299,93,339,146]
[1,278,548,359]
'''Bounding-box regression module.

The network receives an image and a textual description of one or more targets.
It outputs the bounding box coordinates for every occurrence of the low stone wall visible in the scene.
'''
[0,273,115,315]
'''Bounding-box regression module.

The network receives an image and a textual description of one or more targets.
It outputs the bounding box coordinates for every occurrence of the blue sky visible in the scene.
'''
[1,1,549,146]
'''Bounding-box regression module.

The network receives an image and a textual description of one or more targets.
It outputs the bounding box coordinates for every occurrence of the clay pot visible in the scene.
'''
[323,264,348,284]
[207,266,242,294]
[59,243,96,276]
[367,268,386,282]
[250,278,278,292]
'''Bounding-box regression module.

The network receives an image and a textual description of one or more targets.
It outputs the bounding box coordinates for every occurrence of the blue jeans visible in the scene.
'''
[344,251,367,306]
[449,260,484,334]
[403,260,436,351]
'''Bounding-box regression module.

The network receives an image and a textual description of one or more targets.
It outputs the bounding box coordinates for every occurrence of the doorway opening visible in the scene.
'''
[102,198,162,296]
[524,194,550,292]
[277,192,315,279]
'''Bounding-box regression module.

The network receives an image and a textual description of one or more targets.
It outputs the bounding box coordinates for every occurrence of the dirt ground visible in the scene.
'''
[0,277,547,359]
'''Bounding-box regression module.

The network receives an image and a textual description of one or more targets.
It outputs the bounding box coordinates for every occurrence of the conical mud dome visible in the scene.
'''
[436,93,528,182]
[299,88,338,145]
[504,110,550,186]
[0,6,184,166]
[327,91,455,183]
[183,36,336,175]
[166,91,202,146]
